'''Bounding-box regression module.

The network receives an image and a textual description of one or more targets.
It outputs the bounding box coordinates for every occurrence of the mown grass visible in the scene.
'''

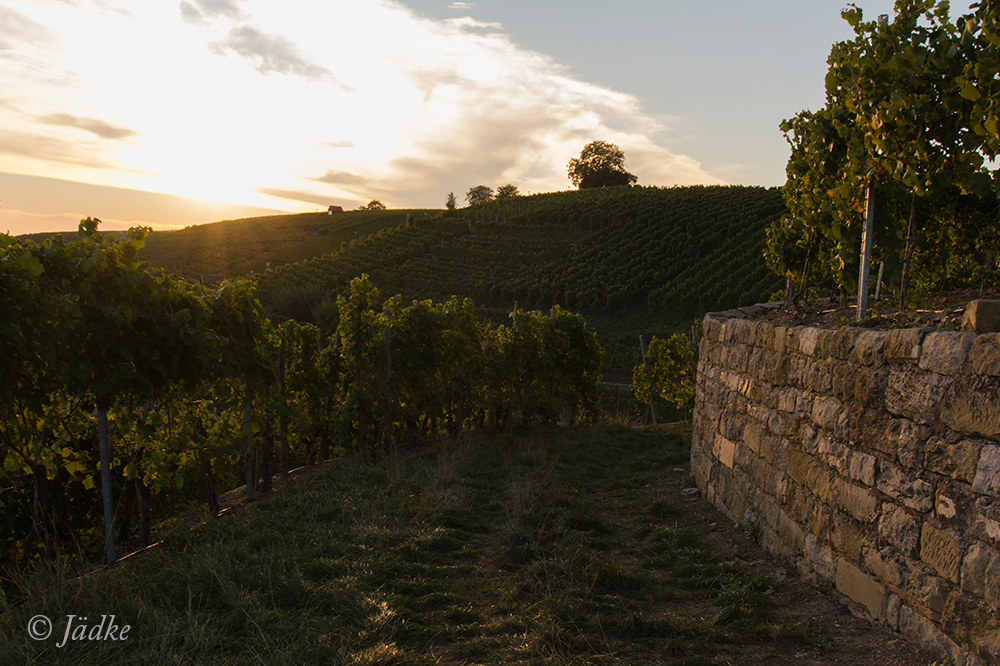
[0,425,826,665]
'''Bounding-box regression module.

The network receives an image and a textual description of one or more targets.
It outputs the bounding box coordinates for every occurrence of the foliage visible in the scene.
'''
[0,238,605,570]
[129,208,434,279]
[445,191,457,212]
[632,334,698,409]
[495,184,520,199]
[466,185,494,206]
[567,140,638,189]
[767,0,999,307]
[256,185,786,327]
[363,200,386,210]
[962,1,1000,156]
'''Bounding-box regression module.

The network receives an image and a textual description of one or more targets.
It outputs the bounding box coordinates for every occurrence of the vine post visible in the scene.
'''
[639,335,656,425]
[382,308,392,451]
[857,182,875,320]
[97,409,114,565]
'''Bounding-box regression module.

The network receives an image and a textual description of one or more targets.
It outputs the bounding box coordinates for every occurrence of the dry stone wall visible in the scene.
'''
[692,304,1000,665]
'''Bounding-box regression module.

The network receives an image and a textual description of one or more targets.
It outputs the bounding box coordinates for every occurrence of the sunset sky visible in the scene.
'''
[0,0,976,236]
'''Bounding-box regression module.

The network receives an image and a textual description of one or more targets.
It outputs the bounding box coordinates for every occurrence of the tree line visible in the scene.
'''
[449,139,639,210]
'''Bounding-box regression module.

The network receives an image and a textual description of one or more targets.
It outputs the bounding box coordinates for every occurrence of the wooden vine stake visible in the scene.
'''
[639,335,656,425]
[857,182,875,321]
[382,308,392,450]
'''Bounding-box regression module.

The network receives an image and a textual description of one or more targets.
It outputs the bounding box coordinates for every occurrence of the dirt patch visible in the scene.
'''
[754,287,1000,331]
[656,464,938,666]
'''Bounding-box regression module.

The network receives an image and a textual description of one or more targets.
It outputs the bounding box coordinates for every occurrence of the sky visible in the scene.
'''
[0,0,978,236]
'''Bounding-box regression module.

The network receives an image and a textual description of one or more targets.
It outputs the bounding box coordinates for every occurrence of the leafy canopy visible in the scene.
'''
[466,185,494,206]
[567,141,637,189]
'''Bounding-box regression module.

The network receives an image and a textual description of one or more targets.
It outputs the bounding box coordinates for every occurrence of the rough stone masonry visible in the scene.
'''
[691,303,1000,665]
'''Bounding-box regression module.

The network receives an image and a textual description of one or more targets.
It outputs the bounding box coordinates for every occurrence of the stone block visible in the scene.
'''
[714,433,736,470]
[786,446,809,486]
[884,327,929,363]
[759,433,786,464]
[858,411,895,457]
[703,315,726,342]
[777,388,797,413]
[974,510,1000,546]
[864,545,909,590]
[836,557,888,622]
[962,299,1000,333]
[972,631,1000,666]
[839,479,880,523]
[986,556,1000,612]
[832,513,864,561]
[799,327,821,357]
[734,441,755,472]
[852,368,886,408]
[885,366,948,425]
[805,533,835,579]
[811,396,842,431]
[772,325,788,353]
[899,605,968,665]
[926,437,984,484]
[919,331,976,376]
[943,375,1000,440]
[830,327,856,359]
[878,460,935,512]
[831,363,855,403]
[921,522,962,584]
[806,462,838,505]
[880,503,920,556]
[936,492,959,520]
[961,541,994,597]
[892,418,931,471]
[849,450,878,487]
[972,445,1000,497]
[810,501,833,537]
[907,569,951,621]
[818,435,848,472]
[851,330,888,367]
[777,508,806,553]
[887,594,902,631]
[968,333,1000,376]
[742,420,763,456]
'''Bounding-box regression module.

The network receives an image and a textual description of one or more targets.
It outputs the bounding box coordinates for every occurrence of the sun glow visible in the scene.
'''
[0,0,719,233]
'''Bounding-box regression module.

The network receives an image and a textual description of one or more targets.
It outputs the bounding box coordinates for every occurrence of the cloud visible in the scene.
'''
[38,113,137,140]
[0,0,720,224]
[210,24,339,81]
[312,170,372,188]
[0,6,58,52]
[448,2,474,9]
[179,0,244,24]
[0,131,117,169]
[255,187,341,206]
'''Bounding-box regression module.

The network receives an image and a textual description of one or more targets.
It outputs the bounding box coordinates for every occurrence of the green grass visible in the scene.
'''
[0,425,827,665]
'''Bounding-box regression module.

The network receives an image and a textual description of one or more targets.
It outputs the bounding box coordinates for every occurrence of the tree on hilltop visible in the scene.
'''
[567,141,637,189]
[466,185,493,206]
[496,184,520,199]
[364,200,386,210]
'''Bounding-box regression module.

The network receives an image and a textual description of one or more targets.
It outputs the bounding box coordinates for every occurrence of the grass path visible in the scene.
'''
[1,425,828,665]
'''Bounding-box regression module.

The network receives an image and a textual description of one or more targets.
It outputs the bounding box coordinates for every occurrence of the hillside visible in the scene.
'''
[250,185,786,341]
[136,208,438,278]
